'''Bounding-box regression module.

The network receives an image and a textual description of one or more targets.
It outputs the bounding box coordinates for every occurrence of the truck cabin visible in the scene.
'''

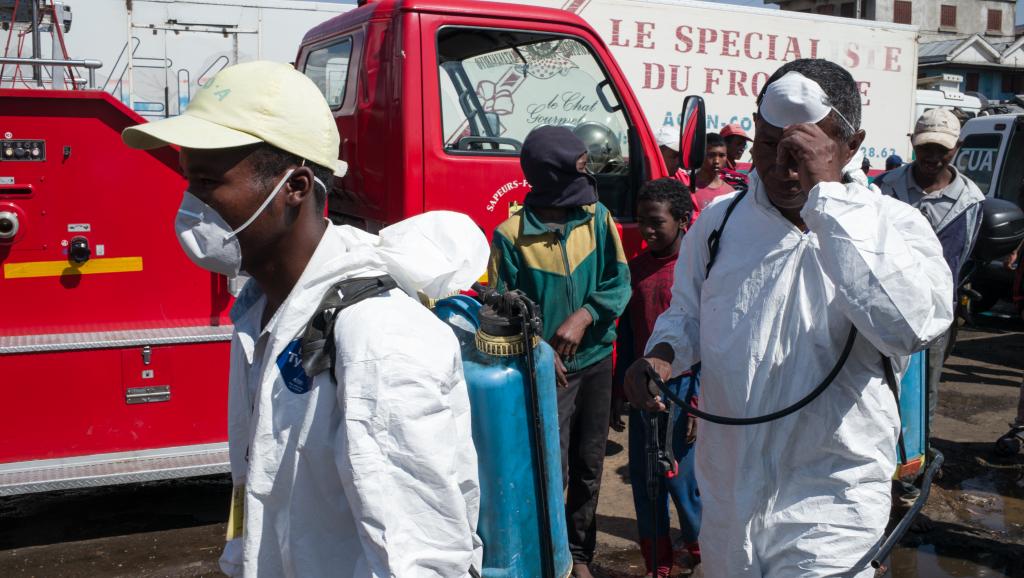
[295,0,666,252]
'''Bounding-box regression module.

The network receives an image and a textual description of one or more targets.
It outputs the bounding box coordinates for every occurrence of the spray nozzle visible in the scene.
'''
[473,284,544,338]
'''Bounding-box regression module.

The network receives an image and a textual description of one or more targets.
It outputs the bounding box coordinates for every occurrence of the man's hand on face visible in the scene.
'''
[550,308,593,359]
[623,356,672,413]
[777,123,846,194]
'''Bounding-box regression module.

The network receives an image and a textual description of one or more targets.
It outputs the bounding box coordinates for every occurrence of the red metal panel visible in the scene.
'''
[0,89,231,464]
[0,342,228,463]
[0,90,233,334]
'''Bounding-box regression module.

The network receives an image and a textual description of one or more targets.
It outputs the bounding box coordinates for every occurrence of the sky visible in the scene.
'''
[315,0,1023,25]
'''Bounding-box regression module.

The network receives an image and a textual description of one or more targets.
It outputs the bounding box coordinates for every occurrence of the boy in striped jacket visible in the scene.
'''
[488,125,631,578]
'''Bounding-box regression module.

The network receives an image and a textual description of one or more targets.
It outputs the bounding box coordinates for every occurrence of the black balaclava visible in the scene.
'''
[521,126,598,208]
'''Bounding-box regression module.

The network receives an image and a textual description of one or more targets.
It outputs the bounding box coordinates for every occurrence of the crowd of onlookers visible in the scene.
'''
[487,96,1017,576]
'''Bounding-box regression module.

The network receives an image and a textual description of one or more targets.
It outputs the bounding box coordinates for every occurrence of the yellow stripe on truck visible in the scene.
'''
[3,256,143,279]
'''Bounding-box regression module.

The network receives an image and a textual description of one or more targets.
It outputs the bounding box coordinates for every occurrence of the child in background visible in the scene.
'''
[612,178,700,577]
[692,133,734,212]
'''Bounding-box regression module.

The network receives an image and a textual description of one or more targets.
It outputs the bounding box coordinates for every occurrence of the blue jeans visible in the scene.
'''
[628,374,701,544]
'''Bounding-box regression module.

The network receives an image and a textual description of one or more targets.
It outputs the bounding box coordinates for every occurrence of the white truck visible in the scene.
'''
[50,0,350,118]
[490,0,921,166]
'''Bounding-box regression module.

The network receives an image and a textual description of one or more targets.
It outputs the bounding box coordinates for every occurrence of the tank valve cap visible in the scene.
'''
[0,211,18,240]
[69,236,91,264]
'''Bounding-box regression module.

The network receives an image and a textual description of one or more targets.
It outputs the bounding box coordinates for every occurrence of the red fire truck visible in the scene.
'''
[0,0,681,494]
[298,0,666,255]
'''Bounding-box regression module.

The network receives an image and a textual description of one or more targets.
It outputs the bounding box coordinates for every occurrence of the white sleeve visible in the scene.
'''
[218,538,244,577]
[801,181,955,357]
[644,204,714,376]
[333,305,479,578]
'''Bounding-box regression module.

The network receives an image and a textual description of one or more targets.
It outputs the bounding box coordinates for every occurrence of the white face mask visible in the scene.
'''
[176,168,318,277]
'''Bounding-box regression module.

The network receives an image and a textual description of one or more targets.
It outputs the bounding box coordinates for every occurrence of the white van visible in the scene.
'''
[915,89,983,122]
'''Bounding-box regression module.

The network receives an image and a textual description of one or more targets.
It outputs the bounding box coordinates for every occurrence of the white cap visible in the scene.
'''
[655,125,679,151]
[759,71,854,135]
[122,61,347,177]
[912,108,960,150]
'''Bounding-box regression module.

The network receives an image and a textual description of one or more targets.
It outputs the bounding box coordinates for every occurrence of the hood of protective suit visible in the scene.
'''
[233,211,488,319]
[842,149,877,191]
[375,212,489,299]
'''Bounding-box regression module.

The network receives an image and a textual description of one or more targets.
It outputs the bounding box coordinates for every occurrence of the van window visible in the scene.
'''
[436,27,635,217]
[955,133,1002,195]
[304,38,353,109]
[995,126,1023,206]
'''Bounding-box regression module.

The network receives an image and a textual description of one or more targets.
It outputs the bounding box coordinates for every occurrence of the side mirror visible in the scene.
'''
[973,197,1024,262]
[679,95,707,172]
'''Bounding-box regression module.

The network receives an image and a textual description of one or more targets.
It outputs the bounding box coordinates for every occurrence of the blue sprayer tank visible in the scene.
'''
[896,350,928,477]
[433,295,572,578]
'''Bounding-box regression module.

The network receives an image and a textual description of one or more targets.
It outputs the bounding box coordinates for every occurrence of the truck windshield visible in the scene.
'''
[955,133,1002,195]
[437,27,635,216]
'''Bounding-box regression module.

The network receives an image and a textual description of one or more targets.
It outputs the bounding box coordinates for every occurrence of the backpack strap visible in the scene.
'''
[705,189,749,279]
[300,275,398,385]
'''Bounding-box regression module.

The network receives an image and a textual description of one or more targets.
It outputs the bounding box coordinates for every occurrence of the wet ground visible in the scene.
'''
[593,306,1024,578]
[0,310,1021,577]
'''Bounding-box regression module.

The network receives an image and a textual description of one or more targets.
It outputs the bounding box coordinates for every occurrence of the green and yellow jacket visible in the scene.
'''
[488,202,631,372]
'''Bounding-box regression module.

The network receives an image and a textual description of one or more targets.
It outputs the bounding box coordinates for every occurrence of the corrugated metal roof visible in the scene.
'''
[919,38,967,60]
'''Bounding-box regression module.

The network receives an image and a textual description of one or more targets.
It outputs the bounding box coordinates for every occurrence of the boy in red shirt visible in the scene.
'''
[692,133,735,212]
[613,177,700,576]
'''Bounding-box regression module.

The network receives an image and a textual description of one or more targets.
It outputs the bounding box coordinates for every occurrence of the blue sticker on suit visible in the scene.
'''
[277,339,311,394]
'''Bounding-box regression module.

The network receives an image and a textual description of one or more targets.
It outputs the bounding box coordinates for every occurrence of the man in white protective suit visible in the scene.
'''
[623,59,954,577]
[122,61,484,577]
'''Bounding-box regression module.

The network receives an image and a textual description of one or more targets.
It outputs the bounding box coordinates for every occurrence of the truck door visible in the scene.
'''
[420,18,652,238]
[298,29,363,224]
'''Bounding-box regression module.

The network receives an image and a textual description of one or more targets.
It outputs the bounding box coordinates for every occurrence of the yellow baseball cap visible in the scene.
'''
[122,60,346,176]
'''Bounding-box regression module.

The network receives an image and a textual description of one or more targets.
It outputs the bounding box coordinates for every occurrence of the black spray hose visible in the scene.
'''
[868,449,944,571]
[644,325,858,426]
[645,412,660,576]
[514,297,556,578]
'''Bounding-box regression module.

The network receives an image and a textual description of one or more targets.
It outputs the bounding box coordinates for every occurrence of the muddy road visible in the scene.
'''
[1,313,1022,578]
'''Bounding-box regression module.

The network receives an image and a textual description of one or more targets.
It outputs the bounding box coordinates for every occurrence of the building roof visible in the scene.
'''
[919,38,967,62]
[919,33,1024,69]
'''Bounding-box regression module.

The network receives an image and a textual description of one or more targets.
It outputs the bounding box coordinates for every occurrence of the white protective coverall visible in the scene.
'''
[218,212,486,578]
[647,159,954,577]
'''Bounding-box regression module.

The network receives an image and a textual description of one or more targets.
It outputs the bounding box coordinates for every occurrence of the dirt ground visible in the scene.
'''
[1,312,1022,578]
[589,308,1024,578]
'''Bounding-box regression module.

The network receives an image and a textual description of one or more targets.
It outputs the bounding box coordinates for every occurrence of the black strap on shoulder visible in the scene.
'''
[300,275,398,385]
[882,355,908,465]
[705,188,749,279]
